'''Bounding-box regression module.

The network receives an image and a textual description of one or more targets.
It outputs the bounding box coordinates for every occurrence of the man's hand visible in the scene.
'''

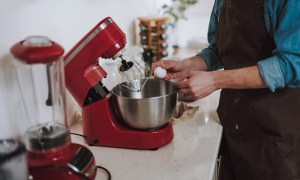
[173,65,267,100]
[152,60,185,80]
[151,55,208,80]
[174,71,218,100]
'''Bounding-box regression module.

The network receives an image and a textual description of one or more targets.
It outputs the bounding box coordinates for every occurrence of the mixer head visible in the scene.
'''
[64,17,127,107]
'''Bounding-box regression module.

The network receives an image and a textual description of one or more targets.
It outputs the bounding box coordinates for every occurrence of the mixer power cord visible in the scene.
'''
[69,132,112,179]
[70,132,98,145]
[96,165,112,180]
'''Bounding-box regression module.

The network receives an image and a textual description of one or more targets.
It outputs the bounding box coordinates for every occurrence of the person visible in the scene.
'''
[152,0,300,179]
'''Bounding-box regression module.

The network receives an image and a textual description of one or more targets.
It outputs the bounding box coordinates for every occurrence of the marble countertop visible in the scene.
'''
[70,90,222,180]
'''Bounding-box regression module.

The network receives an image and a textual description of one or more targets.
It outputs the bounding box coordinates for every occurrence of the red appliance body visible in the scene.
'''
[64,17,174,150]
[28,143,96,180]
[82,94,174,149]
[64,17,127,106]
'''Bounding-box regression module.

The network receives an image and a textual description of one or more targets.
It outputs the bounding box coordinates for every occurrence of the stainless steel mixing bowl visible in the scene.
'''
[112,79,178,130]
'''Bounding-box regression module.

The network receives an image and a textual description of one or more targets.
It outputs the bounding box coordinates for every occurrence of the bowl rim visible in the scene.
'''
[111,79,179,100]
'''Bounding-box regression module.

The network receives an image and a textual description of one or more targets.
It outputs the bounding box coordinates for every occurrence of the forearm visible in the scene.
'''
[181,56,208,71]
[213,65,267,90]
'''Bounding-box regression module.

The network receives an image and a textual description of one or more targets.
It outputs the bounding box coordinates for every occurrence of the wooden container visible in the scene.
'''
[138,16,170,62]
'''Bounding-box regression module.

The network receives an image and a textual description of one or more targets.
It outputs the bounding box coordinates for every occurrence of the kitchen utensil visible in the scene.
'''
[99,46,148,91]
[0,139,28,180]
[138,16,170,62]
[117,56,148,92]
[64,17,175,149]
[112,79,178,130]
[11,36,96,180]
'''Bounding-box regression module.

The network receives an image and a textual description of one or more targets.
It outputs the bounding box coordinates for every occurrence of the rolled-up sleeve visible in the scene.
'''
[258,57,285,92]
[258,0,300,92]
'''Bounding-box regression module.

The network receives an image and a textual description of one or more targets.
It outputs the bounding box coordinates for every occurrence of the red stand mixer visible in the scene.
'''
[64,17,174,149]
[11,36,97,180]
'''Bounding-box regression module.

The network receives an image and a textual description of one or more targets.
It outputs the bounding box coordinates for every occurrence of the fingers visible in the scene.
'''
[176,78,191,90]
[178,88,190,95]
[172,71,191,82]
[157,60,167,69]
[178,88,197,101]
[152,60,165,73]
[179,94,197,101]
[175,71,196,100]
[151,61,163,73]
[151,60,175,74]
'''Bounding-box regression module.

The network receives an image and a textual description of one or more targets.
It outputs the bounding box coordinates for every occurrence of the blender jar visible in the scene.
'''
[10,36,69,152]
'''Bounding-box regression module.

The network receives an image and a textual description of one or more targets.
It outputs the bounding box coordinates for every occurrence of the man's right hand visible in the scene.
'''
[152,60,185,80]
[151,55,208,80]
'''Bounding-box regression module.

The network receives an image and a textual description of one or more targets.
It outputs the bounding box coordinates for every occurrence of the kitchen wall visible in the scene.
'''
[0,0,214,139]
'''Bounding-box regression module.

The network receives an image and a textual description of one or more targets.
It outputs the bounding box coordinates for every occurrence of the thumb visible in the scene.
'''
[172,71,191,81]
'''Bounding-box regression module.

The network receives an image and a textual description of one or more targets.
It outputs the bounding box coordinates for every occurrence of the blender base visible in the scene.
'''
[82,94,174,150]
[28,143,96,180]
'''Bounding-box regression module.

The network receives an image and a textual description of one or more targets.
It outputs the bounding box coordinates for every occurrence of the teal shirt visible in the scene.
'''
[198,0,300,92]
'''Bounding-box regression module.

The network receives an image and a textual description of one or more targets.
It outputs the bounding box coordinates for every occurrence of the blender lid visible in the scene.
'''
[26,123,70,151]
[23,36,53,47]
[10,36,64,64]
[0,139,25,163]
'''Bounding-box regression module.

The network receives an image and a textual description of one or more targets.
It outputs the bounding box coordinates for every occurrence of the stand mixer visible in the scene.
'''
[64,17,174,149]
[11,36,97,180]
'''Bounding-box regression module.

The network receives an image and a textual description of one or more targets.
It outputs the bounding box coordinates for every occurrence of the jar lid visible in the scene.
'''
[10,36,64,64]
[23,36,53,47]
[25,123,70,151]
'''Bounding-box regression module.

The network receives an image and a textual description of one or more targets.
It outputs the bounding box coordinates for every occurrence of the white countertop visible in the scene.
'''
[70,90,222,180]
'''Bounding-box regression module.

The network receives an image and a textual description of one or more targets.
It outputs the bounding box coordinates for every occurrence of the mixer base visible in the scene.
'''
[82,94,174,150]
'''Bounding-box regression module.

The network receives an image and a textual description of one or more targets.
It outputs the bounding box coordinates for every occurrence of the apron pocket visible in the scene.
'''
[251,101,300,179]
[218,91,280,179]
[249,103,280,151]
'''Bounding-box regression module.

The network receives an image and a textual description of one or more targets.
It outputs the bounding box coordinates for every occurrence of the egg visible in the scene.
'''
[154,67,167,79]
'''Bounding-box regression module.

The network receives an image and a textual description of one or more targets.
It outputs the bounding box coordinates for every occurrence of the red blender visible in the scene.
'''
[64,17,174,150]
[11,36,97,180]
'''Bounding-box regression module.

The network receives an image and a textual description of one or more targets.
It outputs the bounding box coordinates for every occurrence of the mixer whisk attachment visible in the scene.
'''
[117,56,148,92]
[119,59,133,72]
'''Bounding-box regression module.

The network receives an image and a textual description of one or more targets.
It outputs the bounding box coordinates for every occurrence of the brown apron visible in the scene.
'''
[216,0,300,180]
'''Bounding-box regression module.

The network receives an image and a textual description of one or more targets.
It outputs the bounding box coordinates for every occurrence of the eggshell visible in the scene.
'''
[154,67,167,79]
